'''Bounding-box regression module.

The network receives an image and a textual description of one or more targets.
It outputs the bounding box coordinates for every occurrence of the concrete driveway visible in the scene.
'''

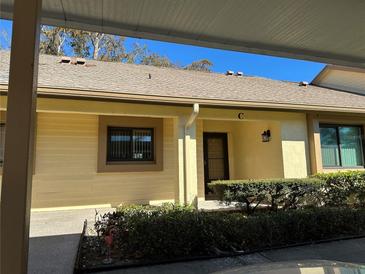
[27,208,365,274]
[28,207,113,274]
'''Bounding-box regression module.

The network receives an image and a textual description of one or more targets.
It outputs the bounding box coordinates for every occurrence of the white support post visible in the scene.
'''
[182,104,199,207]
[0,0,42,273]
[184,120,198,206]
[177,117,186,204]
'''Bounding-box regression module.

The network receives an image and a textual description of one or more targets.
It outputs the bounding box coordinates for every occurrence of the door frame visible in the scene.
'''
[203,132,230,195]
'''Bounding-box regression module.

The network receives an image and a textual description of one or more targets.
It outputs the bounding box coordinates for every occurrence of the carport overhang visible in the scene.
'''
[1,0,365,68]
[1,0,365,273]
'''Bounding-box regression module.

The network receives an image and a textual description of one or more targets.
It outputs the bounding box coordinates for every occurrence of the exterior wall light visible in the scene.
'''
[261,130,271,142]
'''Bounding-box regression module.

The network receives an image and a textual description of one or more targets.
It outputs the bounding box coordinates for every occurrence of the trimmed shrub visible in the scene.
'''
[94,205,365,260]
[313,171,365,207]
[209,178,323,214]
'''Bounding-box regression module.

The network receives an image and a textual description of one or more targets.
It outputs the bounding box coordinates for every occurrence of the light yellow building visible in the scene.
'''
[1,52,365,209]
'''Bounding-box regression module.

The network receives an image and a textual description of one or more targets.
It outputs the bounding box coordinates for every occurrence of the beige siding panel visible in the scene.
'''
[32,113,177,208]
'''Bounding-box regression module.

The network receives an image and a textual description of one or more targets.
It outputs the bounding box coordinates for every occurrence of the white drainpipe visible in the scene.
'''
[184,103,199,205]
[185,103,200,130]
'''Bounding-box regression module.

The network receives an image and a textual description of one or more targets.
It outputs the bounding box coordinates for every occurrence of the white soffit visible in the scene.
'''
[1,0,365,68]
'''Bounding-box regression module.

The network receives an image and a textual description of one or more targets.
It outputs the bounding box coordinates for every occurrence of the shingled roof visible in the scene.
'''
[1,50,365,112]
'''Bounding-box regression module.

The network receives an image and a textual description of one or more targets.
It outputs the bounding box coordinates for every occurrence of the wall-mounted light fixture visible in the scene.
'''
[261,130,271,142]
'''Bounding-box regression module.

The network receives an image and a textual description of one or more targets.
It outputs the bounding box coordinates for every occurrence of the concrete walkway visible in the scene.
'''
[27,208,365,274]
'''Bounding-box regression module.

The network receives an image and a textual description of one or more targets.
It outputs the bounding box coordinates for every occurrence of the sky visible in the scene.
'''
[0,19,325,83]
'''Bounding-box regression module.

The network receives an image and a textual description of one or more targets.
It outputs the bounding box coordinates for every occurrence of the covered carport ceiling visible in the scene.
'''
[1,0,365,68]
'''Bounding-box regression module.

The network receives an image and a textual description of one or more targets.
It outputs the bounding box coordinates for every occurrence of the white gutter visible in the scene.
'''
[183,103,199,206]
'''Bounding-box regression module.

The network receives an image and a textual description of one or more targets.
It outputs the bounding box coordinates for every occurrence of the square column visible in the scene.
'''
[0,0,42,273]
[176,116,198,206]
[184,120,198,206]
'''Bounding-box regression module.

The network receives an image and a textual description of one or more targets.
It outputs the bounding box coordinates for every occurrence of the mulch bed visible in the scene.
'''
[74,220,365,273]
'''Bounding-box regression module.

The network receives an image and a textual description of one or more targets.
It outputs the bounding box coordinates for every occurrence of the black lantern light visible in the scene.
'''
[261,130,271,142]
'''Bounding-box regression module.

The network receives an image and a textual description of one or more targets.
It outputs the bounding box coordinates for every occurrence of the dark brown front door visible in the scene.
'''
[203,132,229,194]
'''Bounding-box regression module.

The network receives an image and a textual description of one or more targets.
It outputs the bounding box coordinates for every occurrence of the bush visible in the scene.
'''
[209,178,323,214]
[94,204,365,260]
[313,171,365,207]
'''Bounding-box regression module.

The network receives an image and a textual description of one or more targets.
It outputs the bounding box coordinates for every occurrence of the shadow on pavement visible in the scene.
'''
[28,234,80,274]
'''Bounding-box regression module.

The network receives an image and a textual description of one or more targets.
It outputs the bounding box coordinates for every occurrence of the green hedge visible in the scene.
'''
[95,204,365,260]
[313,171,365,207]
[209,178,323,214]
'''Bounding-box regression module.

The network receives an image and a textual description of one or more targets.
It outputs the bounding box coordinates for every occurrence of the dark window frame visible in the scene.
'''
[106,126,155,162]
[319,123,365,168]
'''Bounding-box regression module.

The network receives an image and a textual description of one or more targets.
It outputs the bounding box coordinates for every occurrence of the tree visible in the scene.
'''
[124,43,148,64]
[98,35,125,62]
[69,30,126,61]
[124,43,175,68]
[0,28,11,50]
[35,26,212,71]
[39,26,68,56]
[185,59,213,72]
[141,53,175,68]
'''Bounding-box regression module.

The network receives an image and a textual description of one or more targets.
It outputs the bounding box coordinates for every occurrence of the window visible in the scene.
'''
[320,124,364,168]
[107,127,154,162]
[0,123,5,165]
[98,116,163,172]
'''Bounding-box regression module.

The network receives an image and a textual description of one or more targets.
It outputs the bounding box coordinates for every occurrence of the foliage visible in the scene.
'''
[123,43,148,64]
[68,30,126,61]
[1,25,215,70]
[313,171,365,207]
[0,28,11,50]
[94,204,365,260]
[140,53,175,68]
[185,59,213,72]
[209,178,323,214]
[40,26,68,56]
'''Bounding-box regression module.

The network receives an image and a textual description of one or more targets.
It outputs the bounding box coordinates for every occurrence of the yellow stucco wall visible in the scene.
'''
[232,121,285,179]
[31,112,178,208]
[280,116,310,178]
[0,95,311,207]
[196,113,310,194]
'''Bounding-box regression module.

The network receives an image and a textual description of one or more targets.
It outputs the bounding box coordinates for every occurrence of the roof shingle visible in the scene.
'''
[1,51,365,110]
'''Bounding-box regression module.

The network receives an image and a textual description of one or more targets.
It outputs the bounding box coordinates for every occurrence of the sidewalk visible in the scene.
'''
[95,238,365,274]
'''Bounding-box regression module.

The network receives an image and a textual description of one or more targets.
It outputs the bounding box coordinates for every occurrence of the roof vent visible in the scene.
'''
[226,70,234,76]
[235,71,243,77]
[60,56,71,64]
[76,58,86,65]
[299,81,309,87]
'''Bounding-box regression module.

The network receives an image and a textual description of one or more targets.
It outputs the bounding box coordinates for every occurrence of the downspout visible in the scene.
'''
[185,103,200,130]
[184,103,199,206]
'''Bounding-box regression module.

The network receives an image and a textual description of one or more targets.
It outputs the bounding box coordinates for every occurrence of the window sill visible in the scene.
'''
[322,167,365,173]
[98,161,162,173]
